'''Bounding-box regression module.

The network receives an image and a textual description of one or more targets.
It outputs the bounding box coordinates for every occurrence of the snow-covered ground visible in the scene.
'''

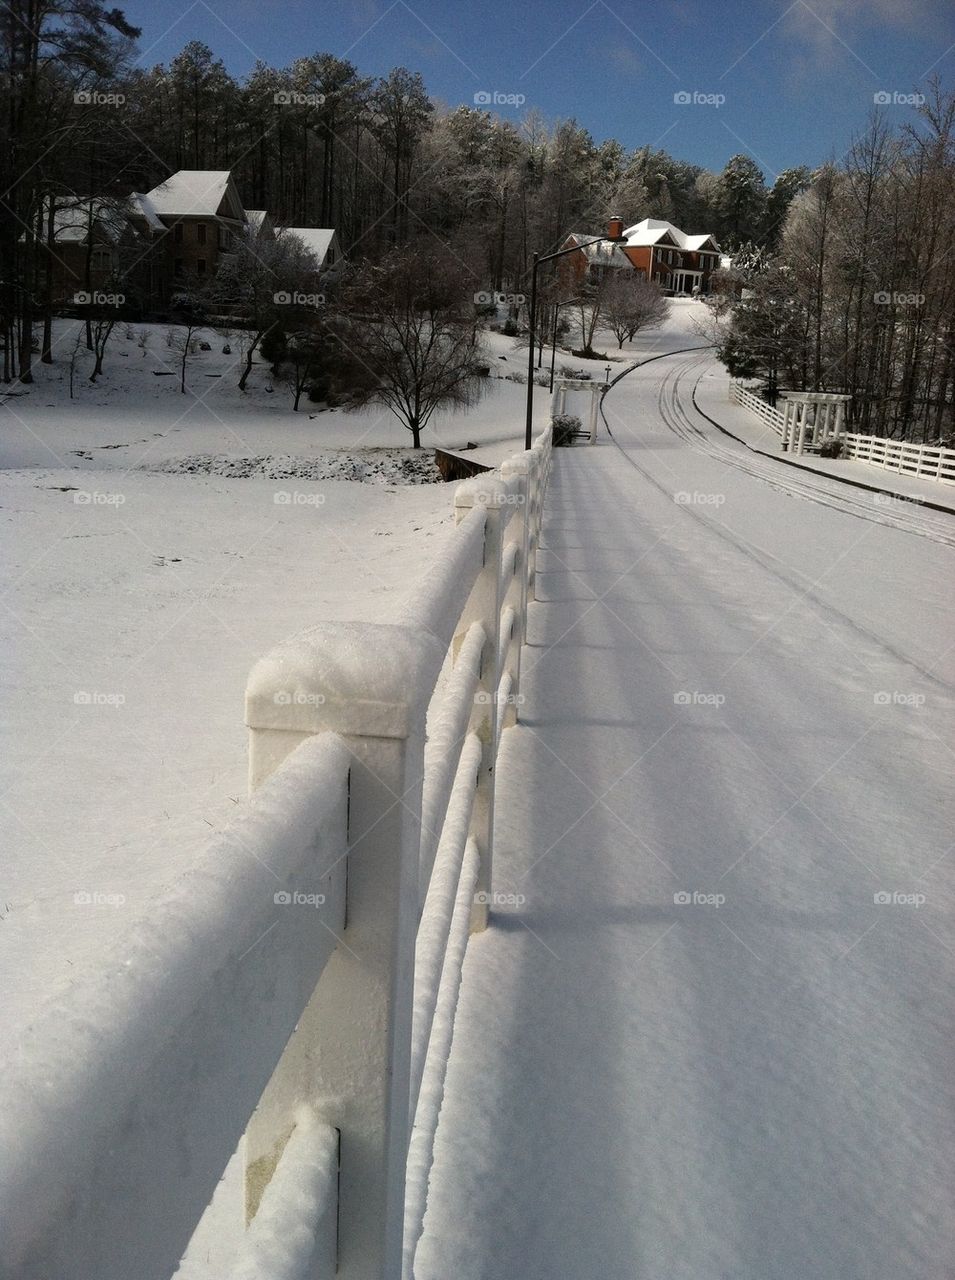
[0,319,553,1038]
[7,303,953,1276]
[415,328,955,1278]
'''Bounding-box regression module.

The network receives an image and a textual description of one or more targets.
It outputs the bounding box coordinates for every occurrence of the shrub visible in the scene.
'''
[552,414,582,447]
[819,438,844,458]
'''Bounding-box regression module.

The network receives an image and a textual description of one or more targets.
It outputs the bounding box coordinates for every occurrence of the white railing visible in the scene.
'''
[730,381,955,485]
[840,432,955,485]
[0,427,554,1280]
[728,380,785,434]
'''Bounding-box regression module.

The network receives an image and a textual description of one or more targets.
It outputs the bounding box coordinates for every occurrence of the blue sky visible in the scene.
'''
[119,0,954,178]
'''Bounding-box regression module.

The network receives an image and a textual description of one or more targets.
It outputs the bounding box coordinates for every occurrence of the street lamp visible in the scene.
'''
[525,215,627,449]
[549,297,579,393]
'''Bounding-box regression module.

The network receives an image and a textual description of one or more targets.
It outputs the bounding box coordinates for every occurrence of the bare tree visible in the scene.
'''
[212,227,320,391]
[337,245,487,448]
[600,275,669,348]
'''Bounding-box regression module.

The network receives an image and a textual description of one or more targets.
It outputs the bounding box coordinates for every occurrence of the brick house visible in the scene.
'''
[36,197,149,305]
[125,172,343,305]
[561,218,721,296]
[128,171,249,301]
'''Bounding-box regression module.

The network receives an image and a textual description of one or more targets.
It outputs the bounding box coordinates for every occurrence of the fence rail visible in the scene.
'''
[0,428,554,1280]
[730,381,955,485]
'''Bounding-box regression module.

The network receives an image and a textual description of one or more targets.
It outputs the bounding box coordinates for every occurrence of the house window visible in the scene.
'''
[196,259,206,275]
[174,223,183,243]
[327,247,335,266]
[197,223,207,245]
[174,258,184,277]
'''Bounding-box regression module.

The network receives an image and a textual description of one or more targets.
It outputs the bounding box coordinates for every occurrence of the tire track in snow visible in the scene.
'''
[601,354,955,694]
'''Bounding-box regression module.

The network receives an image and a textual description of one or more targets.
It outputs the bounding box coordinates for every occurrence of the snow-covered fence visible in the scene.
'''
[839,433,955,485]
[244,427,552,1279]
[729,380,785,434]
[0,732,351,1280]
[730,380,955,484]
[0,427,554,1280]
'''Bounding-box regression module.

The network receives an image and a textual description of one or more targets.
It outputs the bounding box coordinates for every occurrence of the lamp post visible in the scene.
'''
[525,215,627,450]
[549,298,579,393]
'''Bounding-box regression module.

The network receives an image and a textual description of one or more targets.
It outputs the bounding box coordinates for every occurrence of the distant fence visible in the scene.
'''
[730,381,955,485]
[0,429,554,1280]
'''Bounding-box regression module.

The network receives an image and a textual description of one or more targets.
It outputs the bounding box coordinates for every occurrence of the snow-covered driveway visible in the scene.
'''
[415,354,955,1280]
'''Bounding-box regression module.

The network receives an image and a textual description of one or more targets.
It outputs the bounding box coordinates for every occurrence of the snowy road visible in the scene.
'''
[415,353,955,1279]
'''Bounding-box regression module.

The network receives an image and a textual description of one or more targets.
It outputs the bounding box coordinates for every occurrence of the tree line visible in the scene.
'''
[711,82,955,444]
[2,3,806,384]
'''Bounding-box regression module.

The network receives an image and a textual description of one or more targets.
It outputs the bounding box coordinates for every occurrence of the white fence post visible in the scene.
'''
[244,622,445,1280]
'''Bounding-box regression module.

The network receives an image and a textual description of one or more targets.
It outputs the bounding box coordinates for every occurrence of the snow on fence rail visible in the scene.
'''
[730,381,955,485]
[0,428,554,1280]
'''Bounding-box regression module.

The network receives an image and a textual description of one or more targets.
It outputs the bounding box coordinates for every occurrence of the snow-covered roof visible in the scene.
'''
[40,197,130,244]
[623,218,719,253]
[129,191,164,233]
[565,234,633,268]
[245,209,268,232]
[143,171,243,220]
[278,227,337,264]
